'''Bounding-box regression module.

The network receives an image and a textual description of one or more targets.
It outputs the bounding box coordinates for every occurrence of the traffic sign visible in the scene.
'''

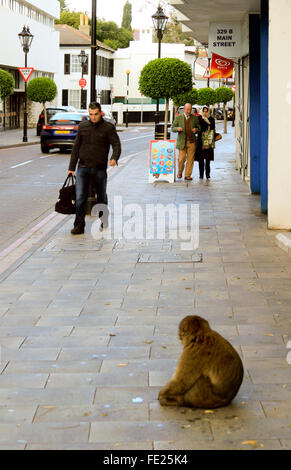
[232,84,236,92]
[79,78,87,88]
[18,67,34,82]
[203,66,210,79]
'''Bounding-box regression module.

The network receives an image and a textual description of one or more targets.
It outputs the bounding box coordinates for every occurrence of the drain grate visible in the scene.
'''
[138,252,203,263]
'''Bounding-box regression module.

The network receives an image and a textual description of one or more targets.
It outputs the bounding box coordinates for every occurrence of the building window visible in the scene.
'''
[69,90,80,108]
[71,55,82,74]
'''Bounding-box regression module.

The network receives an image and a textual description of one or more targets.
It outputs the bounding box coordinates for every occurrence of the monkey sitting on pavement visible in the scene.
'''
[158,315,244,409]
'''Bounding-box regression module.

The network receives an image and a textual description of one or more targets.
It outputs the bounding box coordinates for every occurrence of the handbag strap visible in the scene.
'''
[63,174,75,188]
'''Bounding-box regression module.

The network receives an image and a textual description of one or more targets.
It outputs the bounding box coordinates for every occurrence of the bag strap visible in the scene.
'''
[63,174,75,188]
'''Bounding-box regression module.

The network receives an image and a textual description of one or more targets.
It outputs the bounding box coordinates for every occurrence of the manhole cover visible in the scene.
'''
[138,253,203,263]
[43,237,103,252]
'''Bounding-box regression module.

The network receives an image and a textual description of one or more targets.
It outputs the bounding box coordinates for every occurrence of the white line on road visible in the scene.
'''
[10,160,33,169]
[121,133,153,142]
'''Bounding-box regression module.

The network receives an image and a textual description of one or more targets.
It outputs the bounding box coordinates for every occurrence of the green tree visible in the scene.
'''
[139,58,192,138]
[27,78,57,125]
[173,88,198,108]
[57,0,68,12]
[97,19,133,49]
[197,87,217,108]
[55,10,83,29]
[0,69,15,129]
[215,87,234,133]
[122,1,132,31]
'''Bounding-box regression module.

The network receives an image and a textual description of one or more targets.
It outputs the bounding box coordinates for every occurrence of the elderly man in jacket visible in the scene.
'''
[172,103,200,181]
[68,102,121,235]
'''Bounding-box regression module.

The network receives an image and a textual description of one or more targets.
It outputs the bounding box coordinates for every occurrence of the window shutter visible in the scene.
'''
[64,54,70,75]
[62,89,68,106]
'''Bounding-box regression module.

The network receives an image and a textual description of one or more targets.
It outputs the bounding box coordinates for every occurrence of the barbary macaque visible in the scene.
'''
[158,316,243,408]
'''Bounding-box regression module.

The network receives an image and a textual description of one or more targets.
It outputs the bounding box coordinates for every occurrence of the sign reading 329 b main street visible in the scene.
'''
[208,22,241,59]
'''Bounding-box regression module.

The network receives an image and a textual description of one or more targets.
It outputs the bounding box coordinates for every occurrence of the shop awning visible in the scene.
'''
[169,0,260,44]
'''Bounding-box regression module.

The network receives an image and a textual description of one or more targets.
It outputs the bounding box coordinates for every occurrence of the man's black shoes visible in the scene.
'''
[71,226,84,235]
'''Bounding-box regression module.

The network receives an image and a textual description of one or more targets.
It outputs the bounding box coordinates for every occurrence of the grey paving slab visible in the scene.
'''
[0,422,90,445]
[89,420,213,443]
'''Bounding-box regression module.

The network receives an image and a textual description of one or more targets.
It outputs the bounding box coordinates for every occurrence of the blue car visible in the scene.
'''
[40,112,88,153]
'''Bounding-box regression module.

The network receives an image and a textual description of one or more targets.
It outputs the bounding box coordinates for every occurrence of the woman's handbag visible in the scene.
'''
[55,174,76,214]
[215,132,222,142]
[202,128,215,150]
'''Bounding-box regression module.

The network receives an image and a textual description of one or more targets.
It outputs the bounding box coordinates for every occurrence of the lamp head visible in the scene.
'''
[18,25,34,53]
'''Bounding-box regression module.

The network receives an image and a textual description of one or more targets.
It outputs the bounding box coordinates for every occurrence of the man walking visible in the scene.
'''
[68,102,121,234]
[172,103,200,181]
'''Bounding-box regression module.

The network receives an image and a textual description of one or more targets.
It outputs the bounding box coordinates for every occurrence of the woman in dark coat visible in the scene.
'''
[195,106,216,179]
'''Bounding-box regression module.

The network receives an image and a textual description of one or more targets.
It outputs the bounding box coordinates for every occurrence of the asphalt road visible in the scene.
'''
[0,126,155,253]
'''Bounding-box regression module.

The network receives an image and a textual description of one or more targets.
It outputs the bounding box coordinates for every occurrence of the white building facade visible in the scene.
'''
[0,0,60,129]
[54,22,114,112]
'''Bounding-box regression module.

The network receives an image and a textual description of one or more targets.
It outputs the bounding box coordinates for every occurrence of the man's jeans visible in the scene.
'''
[74,166,108,228]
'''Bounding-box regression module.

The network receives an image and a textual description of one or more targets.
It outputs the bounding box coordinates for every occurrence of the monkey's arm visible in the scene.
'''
[158,349,204,405]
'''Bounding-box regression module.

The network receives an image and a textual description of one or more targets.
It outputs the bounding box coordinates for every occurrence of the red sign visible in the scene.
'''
[210,53,234,79]
[18,67,34,82]
[79,78,87,88]
[231,84,236,92]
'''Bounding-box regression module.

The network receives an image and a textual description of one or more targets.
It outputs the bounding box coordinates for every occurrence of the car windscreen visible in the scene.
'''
[47,109,66,120]
[49,113,85,125]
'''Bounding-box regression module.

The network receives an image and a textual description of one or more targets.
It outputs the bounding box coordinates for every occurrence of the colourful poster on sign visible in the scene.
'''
[210,53,234,79]
[149,140,175,184]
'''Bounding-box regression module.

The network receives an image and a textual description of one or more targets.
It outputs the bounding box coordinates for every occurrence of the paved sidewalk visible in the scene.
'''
[0,127,291,450]
[0,128,39,149]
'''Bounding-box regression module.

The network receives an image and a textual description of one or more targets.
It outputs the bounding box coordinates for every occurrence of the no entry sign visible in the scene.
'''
[79,78,87,88]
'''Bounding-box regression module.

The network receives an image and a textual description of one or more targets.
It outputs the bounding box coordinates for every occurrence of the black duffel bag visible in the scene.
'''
[55,174,76,214]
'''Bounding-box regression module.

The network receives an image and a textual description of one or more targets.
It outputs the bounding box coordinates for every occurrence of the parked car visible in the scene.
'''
[227,107,235,121]
[75,107,116,126]
[214,108,224,120]
[36,106,77,136]
[101,108,116,126]
[175,105,201,117]
[40,112,88,153]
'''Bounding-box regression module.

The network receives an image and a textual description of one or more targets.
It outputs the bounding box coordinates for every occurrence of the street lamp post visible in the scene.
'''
[151,5,168,126]
[90,0,97,102]
[18,25,33,143]
[78,50,88,109]
[125,69,130,128]
[87,1,98,214]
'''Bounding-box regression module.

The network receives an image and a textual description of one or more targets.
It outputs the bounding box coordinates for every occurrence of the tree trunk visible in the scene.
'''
[3,99,6,129]
[43,102,47,125]
[164,98,169,140]
[223,102,227,134]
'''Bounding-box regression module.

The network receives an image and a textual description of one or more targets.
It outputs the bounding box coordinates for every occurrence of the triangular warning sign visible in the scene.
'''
[18,67,34,82]
[203,66,210,79]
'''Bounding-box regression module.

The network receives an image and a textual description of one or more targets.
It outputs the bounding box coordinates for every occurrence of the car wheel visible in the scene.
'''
[41,144,50,154]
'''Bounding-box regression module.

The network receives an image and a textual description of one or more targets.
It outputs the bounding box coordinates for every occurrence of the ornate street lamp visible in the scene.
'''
[78,50,88,78]
[18,25,34,142]
[152,4,168,126]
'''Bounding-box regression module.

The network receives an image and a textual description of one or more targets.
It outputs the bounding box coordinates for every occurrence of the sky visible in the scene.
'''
[66,0,169,28]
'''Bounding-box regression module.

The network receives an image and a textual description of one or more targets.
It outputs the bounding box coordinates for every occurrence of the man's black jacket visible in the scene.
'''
[68,118,121,171]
